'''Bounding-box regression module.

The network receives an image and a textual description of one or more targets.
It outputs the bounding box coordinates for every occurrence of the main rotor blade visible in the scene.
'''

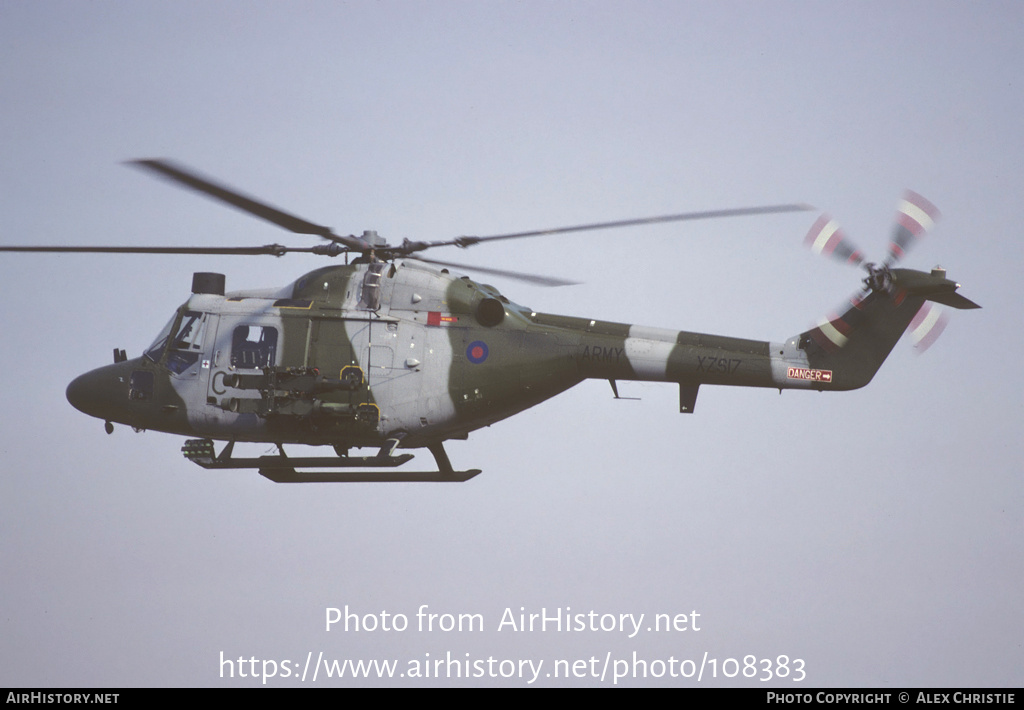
[0,244,324,256]
[127,159,368,251]
[413,256,580,287]
[422,203,814,249]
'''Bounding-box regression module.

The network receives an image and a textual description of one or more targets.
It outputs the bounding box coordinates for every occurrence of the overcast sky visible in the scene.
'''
[1,1,1020,687]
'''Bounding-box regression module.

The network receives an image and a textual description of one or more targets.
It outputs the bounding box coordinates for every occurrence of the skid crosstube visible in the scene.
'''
[181,439,481,483]
[257,467,482,483]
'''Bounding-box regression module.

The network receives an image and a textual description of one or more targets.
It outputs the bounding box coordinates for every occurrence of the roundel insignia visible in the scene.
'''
[466,340,489,364]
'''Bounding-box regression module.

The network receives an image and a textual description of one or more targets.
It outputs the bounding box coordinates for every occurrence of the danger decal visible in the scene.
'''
[787,367,833,382]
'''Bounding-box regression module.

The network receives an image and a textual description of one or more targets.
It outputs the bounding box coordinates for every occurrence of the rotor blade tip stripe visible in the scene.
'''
[909,303,932,331]
[911,305,948,351]
[896,205,936,237]
[902,190,940,219]
[806,217,842,253]
[804,215,831,246]
[814,316,850,348]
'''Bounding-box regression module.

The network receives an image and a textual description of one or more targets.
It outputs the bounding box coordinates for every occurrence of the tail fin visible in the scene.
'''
[795,267,979,390]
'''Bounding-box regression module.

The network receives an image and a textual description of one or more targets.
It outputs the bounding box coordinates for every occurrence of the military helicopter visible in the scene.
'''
[1,161,980,482]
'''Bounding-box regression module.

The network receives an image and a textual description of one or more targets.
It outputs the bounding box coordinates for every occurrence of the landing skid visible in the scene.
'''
[181,439,481,483]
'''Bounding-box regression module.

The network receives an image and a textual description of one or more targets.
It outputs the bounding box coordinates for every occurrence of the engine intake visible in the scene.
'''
[475,297,505,327]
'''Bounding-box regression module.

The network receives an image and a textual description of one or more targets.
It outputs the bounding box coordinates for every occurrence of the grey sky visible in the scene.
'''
[1,1,1020,687]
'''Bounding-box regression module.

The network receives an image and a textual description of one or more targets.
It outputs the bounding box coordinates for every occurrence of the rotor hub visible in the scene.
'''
[863,263,893,294]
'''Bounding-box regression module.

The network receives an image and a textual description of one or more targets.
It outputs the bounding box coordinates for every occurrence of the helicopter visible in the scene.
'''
[2,161,980,482]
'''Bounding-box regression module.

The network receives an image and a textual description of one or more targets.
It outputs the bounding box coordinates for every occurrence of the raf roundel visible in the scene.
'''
[466,340,489,364]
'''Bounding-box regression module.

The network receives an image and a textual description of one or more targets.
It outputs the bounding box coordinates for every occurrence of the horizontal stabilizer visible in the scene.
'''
[926,290,981,310]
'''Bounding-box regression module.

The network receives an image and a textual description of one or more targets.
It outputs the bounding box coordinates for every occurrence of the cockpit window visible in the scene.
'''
[230,325,278,369]
[144,310,209,374]
[172,311,206,351]
[144,314,177,363]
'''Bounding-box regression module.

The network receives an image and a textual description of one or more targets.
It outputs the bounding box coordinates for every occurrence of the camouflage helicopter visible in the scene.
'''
[2,161,980,482]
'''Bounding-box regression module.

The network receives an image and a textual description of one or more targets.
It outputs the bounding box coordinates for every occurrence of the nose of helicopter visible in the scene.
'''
[66,364,129,421]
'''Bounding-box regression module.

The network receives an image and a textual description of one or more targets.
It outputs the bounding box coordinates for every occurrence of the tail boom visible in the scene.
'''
[530,267,978,405]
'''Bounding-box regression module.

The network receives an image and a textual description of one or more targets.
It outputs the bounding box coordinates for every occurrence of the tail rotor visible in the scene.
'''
[802,191,960,354]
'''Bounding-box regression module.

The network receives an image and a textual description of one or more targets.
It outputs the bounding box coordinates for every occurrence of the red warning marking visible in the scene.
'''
[427,312,458,326]
[787,367,833,382]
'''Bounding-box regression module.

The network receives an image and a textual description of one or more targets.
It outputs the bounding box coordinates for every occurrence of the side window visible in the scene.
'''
[129,370,155,401]
[231,325,278,369]
[166,312,208,375]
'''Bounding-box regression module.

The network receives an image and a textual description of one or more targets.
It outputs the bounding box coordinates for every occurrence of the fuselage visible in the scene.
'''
[65,258,877,451]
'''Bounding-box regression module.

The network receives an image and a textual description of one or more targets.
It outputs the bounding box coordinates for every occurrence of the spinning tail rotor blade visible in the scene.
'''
[806,291,867,352]
[803,214,865,267]
[908,301,949,353]
[886,190,939,266]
